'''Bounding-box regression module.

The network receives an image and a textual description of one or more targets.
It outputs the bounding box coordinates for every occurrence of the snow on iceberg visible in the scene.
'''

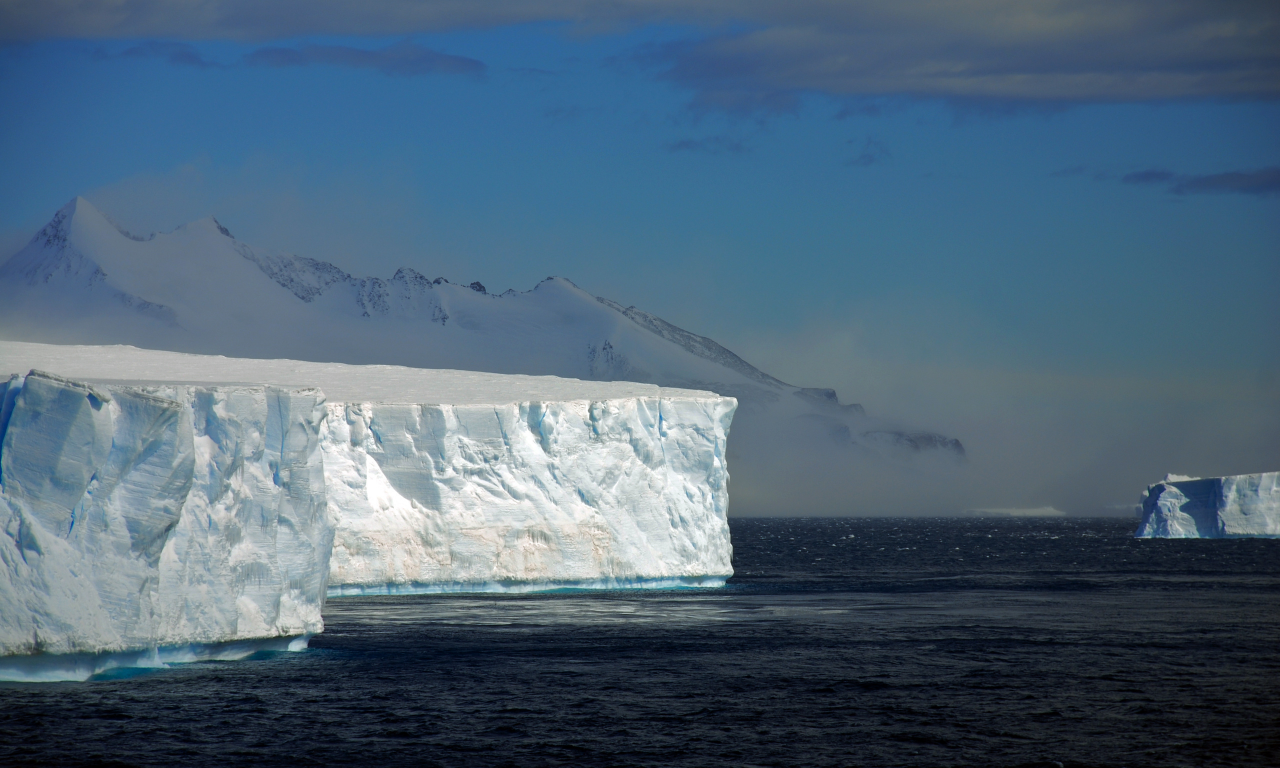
[1135,472,1280,538]
[0,341,735,603]
[0,367,331,680]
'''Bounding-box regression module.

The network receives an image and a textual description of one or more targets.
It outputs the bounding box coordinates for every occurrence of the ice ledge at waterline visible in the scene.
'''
[1135,472,1280,538]
[0,341,735,603]
[0,368,332,663]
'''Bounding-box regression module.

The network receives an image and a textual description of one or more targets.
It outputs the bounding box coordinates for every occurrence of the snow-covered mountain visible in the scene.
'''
[0,198,964,514]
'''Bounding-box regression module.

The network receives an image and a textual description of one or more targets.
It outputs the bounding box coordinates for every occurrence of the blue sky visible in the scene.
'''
[1,2,1277,510]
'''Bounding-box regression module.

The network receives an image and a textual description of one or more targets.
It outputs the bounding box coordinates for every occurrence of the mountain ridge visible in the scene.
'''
[0,198,965,514]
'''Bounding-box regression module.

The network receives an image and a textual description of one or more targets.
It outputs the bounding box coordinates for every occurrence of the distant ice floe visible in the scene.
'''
[1135,472,1280,538]
[959,507,1067,518]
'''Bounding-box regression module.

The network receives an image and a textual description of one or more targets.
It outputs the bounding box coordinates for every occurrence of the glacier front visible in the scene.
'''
[0,341,736,603]
[0,367,331,680]
[1135,473,1280,538]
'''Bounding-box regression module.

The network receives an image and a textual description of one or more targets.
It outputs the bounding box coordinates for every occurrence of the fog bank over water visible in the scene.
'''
[731,307,1280,518]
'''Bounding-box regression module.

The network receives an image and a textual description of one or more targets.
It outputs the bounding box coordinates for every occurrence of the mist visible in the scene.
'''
[729,308,1280,517]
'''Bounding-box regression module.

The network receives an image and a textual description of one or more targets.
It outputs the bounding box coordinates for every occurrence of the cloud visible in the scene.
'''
[95,41,223,68]
[1122,169,1177,185]
[664,135,748,155]
[5,2,1276,109]
[97,38,483,77]
[1122,167,1280,197]
[1050,164,1087,177]
[1171,167,1280,197]
[847,137,889,167]
[243,40,484,76]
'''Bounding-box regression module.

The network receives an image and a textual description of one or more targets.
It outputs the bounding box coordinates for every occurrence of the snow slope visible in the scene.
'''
[0,366,331,679]
[1135,473,1280,538]
[0,342,736,599]
[0,199,962,514]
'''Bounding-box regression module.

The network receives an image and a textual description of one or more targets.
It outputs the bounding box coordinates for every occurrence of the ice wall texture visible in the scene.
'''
[325,396,735,593]
[0,342,738,598]
[0,371,332,658]
[1135,473,1280,538]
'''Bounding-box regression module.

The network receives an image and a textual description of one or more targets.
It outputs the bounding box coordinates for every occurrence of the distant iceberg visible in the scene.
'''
[959,507,1066,518]
[1135,473,1280,538]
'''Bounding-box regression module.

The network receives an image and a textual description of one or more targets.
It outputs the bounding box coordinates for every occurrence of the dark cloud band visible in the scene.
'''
[99,40,484,77]
[1123,167,1280,197]
[7,1,1278,105]
[244,41,484,77]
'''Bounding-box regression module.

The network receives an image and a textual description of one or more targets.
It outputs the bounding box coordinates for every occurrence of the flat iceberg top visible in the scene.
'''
[0,341,724,405]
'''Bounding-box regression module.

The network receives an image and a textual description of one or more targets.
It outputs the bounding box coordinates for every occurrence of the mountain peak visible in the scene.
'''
[28,197,155,252]
[54,196,110,227]
[199,216,235,239]
[60,195,98,217]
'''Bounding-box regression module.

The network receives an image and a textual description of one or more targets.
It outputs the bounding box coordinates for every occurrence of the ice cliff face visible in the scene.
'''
[325,396,733,593]
[0,369,331,660]
[1,342,735,604]
[1135,473,1280,538]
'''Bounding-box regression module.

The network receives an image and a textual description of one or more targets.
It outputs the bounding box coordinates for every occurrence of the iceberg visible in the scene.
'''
[323,394,733,594]
[0,341,734,607]
[0,368,331,680]
[1135,473,1280,538]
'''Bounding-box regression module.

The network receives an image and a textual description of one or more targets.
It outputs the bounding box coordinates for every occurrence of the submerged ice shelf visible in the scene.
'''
[1135,472,1280,538]
[0,341,736,677]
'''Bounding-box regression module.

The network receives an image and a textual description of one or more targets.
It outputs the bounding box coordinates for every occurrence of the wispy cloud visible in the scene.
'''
[98,38,484,77]
[108,41,222,68]
[10,2,1276,111]
[847,137,889,167]
[1122,167,1280,197]
[664,135,748,155]
[1171,168,1280,197]
[243,41,484,77]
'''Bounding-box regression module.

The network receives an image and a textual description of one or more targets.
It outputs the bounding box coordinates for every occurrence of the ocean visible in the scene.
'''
[3,517,1277,767]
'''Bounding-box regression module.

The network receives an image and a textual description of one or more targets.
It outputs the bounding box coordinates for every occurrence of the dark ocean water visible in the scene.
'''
[3,517,1279,768]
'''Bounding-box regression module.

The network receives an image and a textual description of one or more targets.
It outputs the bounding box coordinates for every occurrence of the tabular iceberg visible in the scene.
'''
[324,395,733,594]
[0,341,735,602]
[1135,473,1280,538]
[0,368,331,680]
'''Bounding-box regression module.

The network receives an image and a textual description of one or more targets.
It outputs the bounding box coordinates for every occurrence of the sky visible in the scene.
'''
[0,1,1277,514]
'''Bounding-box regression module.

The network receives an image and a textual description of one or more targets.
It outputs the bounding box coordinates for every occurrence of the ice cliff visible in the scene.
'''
[1135,473,1280,538]
[1,341,734,608]
[324,395,733,593]
[0,367,331,677]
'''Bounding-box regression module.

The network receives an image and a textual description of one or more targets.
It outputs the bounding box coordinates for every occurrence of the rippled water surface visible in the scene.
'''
[4,518,1279,767]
